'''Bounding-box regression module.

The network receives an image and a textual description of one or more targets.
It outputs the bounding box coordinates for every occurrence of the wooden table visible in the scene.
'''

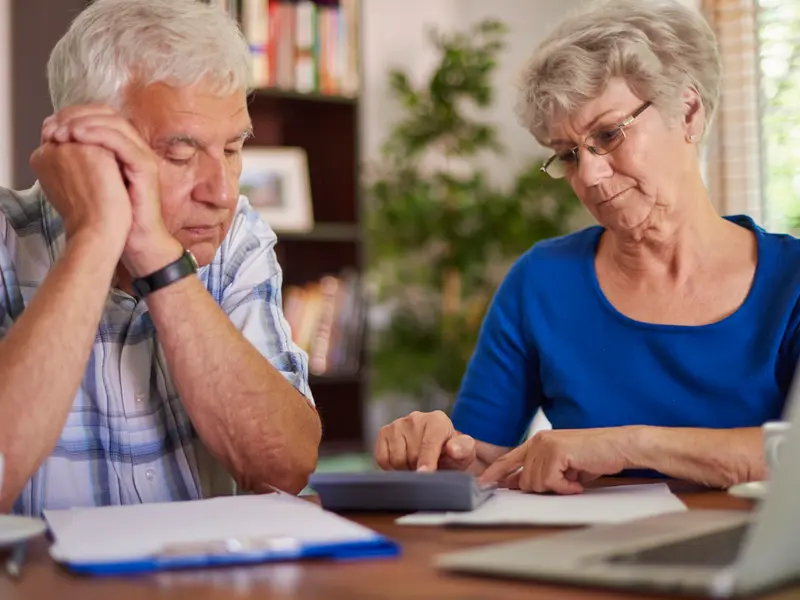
[2,479,796,600]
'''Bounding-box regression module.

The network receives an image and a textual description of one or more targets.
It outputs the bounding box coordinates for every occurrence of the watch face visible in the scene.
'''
[186,250,199,270]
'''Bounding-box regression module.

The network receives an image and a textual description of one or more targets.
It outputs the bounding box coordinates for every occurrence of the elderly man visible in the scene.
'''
[0,0,321,516]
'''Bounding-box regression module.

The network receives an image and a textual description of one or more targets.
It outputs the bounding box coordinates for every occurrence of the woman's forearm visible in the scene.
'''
[626,426,765,488]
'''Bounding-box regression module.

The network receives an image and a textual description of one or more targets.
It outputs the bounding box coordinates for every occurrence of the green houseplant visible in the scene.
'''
[366,19,579,406]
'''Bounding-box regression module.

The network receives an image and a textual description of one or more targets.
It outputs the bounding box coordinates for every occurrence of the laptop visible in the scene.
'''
[435,386,800,597]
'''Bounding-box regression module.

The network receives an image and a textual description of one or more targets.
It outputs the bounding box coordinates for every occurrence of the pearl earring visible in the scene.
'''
[687,134,697,143]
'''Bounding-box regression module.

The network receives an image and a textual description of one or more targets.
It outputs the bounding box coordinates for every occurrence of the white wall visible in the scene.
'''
[0,0,11,187]
[360,0,458,165]
[361,0,582,186]
[452,1,582,184]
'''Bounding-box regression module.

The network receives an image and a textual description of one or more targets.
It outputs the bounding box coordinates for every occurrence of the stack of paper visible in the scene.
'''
[396,483,686,527]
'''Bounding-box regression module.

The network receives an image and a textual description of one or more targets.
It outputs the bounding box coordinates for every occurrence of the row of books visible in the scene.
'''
[222,0,360,97]
[283,270,364,376]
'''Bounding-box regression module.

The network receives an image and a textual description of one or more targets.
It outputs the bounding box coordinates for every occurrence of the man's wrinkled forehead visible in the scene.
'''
[123,80,251,143]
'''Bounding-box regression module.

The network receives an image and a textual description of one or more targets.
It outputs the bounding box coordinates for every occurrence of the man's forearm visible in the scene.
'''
[0,235,119,512]
[626,426,764,488]
[145,275,321,495]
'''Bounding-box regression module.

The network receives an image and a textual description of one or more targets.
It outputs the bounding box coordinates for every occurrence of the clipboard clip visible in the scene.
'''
[158,535,302,558]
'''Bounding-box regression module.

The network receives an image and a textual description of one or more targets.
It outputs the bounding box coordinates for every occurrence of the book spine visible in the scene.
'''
[284,270,364,376]
[240,0,359,96]
[294,0,317,93]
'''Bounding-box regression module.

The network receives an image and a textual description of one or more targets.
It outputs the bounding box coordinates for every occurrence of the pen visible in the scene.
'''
[4,542,26,579]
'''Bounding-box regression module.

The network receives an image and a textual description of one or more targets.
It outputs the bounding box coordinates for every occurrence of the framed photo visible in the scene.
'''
[239,147,314,233]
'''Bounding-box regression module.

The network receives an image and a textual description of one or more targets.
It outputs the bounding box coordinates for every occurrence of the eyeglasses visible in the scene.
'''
[541,101,652,179]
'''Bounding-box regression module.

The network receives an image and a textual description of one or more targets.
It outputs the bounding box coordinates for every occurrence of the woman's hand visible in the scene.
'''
[480,428,637,494]
[374,411,478,472]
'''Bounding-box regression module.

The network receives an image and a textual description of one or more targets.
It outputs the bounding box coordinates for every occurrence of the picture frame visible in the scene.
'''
[239,147,314,233]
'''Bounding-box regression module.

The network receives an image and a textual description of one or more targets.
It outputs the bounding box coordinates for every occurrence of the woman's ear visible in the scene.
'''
[681,86,705,142]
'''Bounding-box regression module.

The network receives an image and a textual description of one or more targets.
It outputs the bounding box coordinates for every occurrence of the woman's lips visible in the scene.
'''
[598,189,629,205]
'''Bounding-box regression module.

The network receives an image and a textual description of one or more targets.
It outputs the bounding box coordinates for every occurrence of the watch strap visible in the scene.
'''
[131,250,197,298]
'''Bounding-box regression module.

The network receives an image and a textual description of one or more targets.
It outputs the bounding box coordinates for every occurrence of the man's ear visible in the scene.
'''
[681,86,705,141]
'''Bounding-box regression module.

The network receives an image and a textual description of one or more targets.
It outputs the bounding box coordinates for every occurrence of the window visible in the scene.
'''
[701,0,764,221]
[758,0,800,232]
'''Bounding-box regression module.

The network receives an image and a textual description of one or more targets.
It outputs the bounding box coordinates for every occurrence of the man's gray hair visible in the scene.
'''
[516,0,721,145]
[47,0,252,111]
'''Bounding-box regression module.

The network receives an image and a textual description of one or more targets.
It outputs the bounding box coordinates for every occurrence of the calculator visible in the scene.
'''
[308,470,496,512]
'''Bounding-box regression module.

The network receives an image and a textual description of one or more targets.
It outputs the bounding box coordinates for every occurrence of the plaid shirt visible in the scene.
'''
[0,184,313,517]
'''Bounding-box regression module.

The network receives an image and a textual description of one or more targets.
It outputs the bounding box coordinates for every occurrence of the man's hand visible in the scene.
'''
[30,136,132,253]
[374,410,477,472]
[42,105,182,276]
[480,428,637,494]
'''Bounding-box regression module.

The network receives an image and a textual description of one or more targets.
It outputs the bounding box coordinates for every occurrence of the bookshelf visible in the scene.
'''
[229,0,367,455]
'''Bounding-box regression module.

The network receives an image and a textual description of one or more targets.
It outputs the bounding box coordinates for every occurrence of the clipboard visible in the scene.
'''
[43,491,400,576]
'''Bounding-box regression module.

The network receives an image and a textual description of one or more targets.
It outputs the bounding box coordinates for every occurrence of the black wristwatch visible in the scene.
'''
[131,249,198,298]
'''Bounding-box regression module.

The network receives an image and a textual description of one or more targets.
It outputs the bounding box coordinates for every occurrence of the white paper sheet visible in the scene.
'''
[44,492,381,565]
[396,483,687,527]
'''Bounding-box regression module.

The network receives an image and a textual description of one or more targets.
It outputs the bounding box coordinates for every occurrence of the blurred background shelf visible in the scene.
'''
[309,372,362,385]
[252,87,357,105]
[278,223,362,243]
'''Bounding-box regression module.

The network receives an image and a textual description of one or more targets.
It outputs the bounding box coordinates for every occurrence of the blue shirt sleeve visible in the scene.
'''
[450,255,541,447]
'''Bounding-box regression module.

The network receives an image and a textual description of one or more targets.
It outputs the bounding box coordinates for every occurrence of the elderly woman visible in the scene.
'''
[374,0,800,493]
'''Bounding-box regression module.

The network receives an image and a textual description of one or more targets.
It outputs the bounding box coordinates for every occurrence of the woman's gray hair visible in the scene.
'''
[516,0,721,145]
[47,0,252,111]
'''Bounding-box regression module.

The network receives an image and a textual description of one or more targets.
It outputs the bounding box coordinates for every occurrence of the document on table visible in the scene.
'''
[396,483,687,527]
[44,491,399,575]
